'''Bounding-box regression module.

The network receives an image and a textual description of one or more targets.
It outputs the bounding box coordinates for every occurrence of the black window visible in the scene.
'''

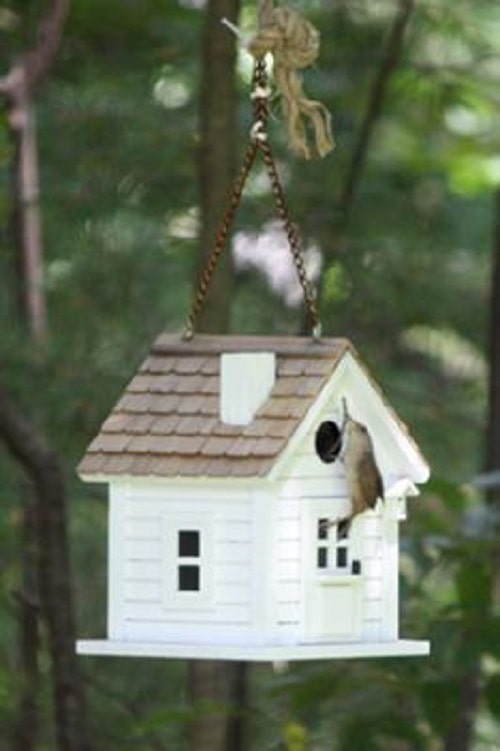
[178,565,200,591]
[318,519,328,540]
[336,547,348,568]
[317,547,328,569]
[177,530,201,592]
[178,530,200,557]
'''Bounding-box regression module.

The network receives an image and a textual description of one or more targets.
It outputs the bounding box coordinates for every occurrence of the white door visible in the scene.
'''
[301,501,363,642]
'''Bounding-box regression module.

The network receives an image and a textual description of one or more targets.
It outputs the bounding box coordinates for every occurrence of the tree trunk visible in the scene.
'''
[188,660,248,751]
[189,0,248,749]
[0,384,93,751]
[486,189,500,499]
[443,191,500,751]
[1,0,71,344]
[335,0,416,224]
[11,490,40,751]
[9,91,47,344]
[195,0,240,333]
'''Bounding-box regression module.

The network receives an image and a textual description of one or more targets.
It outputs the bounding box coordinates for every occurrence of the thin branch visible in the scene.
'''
[0,0,70,99]
[337,0,416,222]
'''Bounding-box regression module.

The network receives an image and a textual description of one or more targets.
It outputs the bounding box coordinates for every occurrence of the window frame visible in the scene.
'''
[163,515,214,609]
[315,516,361,578]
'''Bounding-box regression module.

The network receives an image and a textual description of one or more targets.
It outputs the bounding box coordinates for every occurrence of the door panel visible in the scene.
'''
[301,500,363,642]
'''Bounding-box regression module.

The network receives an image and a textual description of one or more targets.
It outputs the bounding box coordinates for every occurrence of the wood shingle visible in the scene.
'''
[77,334,350,479]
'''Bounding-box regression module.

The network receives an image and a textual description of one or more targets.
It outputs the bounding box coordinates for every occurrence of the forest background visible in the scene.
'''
[1,0,500,750]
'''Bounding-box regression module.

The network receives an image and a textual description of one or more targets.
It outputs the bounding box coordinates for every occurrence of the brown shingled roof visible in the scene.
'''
[77,334,351,479]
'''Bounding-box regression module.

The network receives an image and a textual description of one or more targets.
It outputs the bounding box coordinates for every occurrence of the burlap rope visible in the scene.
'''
[247,0,334,159]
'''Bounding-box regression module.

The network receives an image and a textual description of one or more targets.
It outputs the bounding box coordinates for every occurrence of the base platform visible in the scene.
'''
[77,638,430,661]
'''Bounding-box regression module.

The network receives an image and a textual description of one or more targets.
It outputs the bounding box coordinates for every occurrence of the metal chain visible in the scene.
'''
[183,58,321,340]
[183,140,258,339]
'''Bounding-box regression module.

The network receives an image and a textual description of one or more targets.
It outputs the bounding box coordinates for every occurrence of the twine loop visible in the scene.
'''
[247,1,334,160]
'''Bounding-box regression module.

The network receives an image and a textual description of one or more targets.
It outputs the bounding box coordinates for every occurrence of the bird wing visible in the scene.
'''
[351,451,384,513]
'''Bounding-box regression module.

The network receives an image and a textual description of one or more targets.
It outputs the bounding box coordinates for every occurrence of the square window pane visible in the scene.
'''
[337,521,349,541]
[318,519,328,540]
[336,547,348,568]
[178,565,200,591]
[317,547,328,569]
[351,559,361,575]
[178,530,200,557]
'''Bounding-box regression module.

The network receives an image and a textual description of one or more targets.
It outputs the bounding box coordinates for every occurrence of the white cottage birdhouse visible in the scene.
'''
[77,334,430,661]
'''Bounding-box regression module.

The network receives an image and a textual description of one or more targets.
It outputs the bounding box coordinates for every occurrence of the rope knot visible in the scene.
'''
[248,8,319,69]
[247,3,334,160]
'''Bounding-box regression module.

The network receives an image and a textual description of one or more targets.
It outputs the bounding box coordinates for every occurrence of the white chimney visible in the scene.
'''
[220,352,276,425]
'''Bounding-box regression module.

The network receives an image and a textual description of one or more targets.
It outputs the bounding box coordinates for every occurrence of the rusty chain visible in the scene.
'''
[183,58,321,340]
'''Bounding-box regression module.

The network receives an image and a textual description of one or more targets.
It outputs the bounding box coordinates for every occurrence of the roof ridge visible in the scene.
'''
[151,333,352,357]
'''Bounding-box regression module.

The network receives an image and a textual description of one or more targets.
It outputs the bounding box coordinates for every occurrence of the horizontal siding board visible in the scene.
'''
[276,603,300,623]
[214,541,251,565]
[124,561,162,580]
[276,560,301,580]
[125,518,161,540]
[276,582,300,602]
[362,620,382,639]
[365,578,383,598]
[363,600,383,620]
[123,621,256,644]
[283,470,345,498]
[277,519,301,540]
[364,560,383,577]
[277,495,301,514]
[213,563,249,583]
[125,540,162,560]
[124,581,162,602]
[276,540,300,561]
[214,582,251,605]
[123,602,250,624]
[215,521,251,542]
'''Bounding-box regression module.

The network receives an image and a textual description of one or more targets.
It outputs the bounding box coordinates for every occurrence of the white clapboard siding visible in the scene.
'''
[124,560,162,580]
[125,517,162,540]
[359,514,384,638]
[274,494,301,629]
[125,539,163,561]
[276,559,301,581]
[124,581,163,602]
[275,409,349,633]
[274,403,400,645]
[122,619,258,645]
[109,483,255,640]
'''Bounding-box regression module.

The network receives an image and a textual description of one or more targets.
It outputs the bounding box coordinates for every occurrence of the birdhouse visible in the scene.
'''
[76,333,430,661]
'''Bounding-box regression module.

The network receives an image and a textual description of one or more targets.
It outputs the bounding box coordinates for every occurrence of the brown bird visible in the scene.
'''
[336,417,384,539]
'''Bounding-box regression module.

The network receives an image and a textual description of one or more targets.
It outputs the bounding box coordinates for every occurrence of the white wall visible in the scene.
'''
[108,481,262,645]
[272,391,399,643]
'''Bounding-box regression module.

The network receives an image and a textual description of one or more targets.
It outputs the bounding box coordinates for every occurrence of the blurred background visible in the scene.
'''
[1,0,500,749]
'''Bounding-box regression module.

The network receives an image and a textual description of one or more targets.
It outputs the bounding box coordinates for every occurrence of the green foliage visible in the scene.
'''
[1,0,500,748]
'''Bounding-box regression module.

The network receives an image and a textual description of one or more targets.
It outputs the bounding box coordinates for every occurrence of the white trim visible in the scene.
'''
[251,487,275,641]
[107,486,125,638]
[381,499,399,639]
[78,473,273,489]
[77,638,430,661]
[163,514,214,610]
[269,352,430,484]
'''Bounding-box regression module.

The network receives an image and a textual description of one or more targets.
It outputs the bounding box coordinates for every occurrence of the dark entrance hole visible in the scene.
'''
[315,420,342,463]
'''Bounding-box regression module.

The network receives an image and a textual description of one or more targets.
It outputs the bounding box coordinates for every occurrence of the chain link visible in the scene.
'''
[183,59,321,340]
